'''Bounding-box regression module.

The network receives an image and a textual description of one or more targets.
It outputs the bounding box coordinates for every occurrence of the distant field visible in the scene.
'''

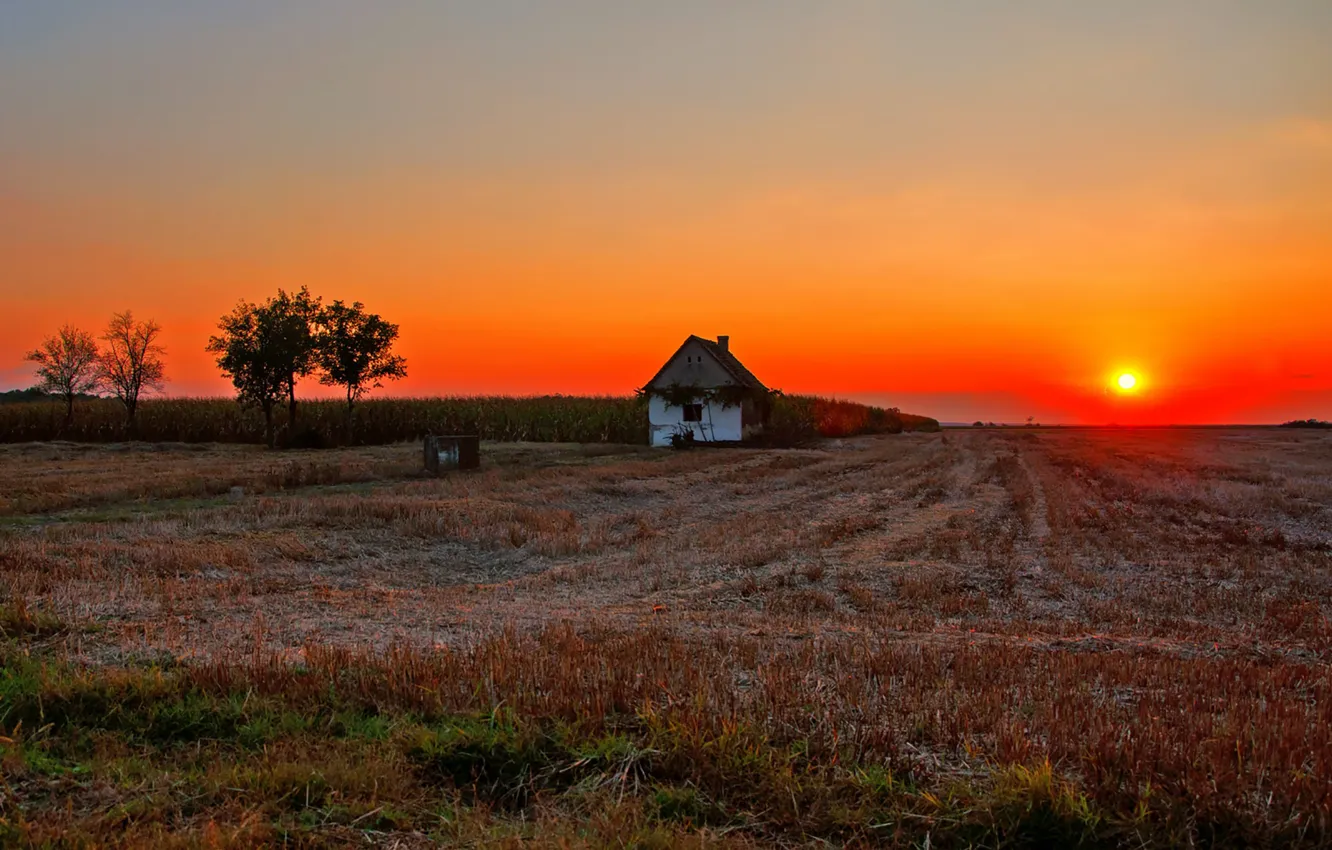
[2,429,1329,846]
[0,394,938,446]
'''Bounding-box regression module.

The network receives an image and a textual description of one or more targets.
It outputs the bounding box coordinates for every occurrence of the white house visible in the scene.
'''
[641,335,770,447]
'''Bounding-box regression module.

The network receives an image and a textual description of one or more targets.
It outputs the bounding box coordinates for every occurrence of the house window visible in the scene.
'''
[683,403,704,422]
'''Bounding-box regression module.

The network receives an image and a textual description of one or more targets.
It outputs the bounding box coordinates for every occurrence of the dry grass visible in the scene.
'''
[2,428,1330,846]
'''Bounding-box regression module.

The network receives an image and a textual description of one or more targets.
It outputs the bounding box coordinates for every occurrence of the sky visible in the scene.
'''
[2,1,1330,424]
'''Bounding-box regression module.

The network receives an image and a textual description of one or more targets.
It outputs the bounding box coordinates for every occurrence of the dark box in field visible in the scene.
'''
[424,435,480,473]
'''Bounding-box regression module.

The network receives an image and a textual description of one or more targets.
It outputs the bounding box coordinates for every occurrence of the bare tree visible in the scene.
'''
[99,311,166,437]
[25,324,102,428]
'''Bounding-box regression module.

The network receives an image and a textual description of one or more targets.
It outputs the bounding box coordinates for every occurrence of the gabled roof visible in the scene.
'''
[643,335,769,392]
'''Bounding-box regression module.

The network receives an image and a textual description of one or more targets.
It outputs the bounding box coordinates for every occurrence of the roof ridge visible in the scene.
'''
[642,335,769,393]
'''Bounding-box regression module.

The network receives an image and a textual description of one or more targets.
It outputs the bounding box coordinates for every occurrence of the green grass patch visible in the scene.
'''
[0,647,1314,848]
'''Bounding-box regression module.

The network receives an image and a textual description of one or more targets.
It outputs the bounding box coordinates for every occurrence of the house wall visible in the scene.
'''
[650,338,736,388]
[648,396,744,447]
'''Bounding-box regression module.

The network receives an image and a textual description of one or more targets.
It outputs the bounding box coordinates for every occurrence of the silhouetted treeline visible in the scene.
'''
[0,388,98,405]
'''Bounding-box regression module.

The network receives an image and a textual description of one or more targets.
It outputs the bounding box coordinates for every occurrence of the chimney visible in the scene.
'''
[717,335,729,352]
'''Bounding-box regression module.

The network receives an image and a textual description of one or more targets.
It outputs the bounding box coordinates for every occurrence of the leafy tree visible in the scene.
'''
[315,300,407,440]
[208,301,286,448]
[207,288,321,447]
[98,311,166,438]
[25,324,102,428]
[268,286,321,428]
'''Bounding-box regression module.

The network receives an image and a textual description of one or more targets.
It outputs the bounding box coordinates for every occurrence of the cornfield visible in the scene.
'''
[767,395,939,442]
[0,395,937,446]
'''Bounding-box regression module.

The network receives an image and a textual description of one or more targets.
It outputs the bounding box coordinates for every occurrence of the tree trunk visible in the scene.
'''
[287,380,298,429]
[344,387,355,446]
[125,397,138,441]
[63,393,74,430]
[263,403,275,449]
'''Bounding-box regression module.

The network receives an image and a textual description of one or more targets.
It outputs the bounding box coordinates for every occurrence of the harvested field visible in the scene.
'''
[2,429,1331,847]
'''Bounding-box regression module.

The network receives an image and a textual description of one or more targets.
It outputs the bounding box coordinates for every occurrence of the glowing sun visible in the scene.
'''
[1117,373,1138,391]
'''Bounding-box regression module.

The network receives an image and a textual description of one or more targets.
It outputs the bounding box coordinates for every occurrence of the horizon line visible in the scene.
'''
[2,388,1326,429]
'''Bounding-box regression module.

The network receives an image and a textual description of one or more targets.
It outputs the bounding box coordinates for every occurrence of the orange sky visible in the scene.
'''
[2,3,1330,424]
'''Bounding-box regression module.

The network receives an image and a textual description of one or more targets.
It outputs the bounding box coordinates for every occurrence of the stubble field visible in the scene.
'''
[2,428,1330,847]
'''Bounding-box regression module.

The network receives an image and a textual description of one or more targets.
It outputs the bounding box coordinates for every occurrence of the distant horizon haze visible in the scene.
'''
[2,2,1330,425]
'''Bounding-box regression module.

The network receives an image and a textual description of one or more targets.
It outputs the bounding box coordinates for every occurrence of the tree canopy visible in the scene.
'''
[207,288,322,447]
[205,292,405,446]
[316,300,407,435]
[268,287,321,425]
[208,301,288,447]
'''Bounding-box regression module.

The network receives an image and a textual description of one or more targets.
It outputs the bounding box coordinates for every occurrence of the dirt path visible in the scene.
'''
[1014,443,1051,577]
